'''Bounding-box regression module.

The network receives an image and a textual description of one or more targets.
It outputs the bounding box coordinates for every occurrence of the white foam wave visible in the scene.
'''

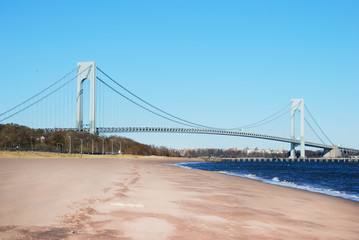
[172,163,193,169]
[172,162,204,170]
[216,171,259,180]
[264,177,359,202]
[172,162,359,202]
[272,177,280,182]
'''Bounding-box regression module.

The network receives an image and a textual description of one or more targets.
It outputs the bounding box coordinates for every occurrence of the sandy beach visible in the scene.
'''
[0,155,358,239]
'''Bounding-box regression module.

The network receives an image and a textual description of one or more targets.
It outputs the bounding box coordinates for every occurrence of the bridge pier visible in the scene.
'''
[291,99,305,158]
[290,143,296,158]
[76,61,97,134]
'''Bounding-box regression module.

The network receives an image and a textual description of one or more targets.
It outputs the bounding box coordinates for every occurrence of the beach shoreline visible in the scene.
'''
[0,156,358,239]
[174,161,359,203]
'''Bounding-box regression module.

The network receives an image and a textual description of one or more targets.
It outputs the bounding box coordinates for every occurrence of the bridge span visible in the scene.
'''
[44,126,358,153]
[2,61,357,158]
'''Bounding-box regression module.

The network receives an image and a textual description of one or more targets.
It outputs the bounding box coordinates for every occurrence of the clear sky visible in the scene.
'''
[0,0,358,150]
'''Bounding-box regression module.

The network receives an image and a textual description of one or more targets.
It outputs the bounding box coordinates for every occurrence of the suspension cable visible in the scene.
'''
[305,118,325,144]
[97,67,216,129]
[97,67,293,131]
[0,66,90,123]
[97,77,202,128]
[0,67,78,118]
[228,102,291,130]
[229,101,300,130]
[246,107,292,129]
[305,106,333,145]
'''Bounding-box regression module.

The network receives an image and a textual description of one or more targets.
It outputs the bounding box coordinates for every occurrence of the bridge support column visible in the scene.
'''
[290,143,296,158]
[76,61,97,134]
[290,99,305,158]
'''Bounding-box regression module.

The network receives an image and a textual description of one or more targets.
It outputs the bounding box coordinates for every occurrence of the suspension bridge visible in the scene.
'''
[0,61,357,158]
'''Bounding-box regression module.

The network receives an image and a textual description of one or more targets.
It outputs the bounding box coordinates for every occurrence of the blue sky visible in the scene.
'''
[0,0,358,150]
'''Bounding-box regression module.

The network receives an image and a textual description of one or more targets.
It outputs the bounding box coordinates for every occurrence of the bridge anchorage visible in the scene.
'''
[43,61,358,158]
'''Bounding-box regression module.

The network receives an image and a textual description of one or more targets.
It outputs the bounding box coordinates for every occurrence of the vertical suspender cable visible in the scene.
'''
[0,68,77,118]
[0,67,90,123]
[97,67,292,131]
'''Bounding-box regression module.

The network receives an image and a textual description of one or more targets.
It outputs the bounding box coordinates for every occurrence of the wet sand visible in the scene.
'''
[0,156,358,239]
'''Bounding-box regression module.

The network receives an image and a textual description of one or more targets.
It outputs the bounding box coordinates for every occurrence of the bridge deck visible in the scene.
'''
[207,157,359,164]
[43,127,358,152]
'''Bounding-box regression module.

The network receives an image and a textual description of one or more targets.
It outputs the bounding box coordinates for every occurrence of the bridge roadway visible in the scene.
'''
[44,126,358,153]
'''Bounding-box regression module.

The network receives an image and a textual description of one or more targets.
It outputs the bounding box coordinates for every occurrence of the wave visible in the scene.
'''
[265,176,359,202]
[173,163,359,202]
[172,162,203,170]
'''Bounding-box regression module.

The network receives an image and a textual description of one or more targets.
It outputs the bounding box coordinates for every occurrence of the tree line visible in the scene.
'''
[0,123,180,157]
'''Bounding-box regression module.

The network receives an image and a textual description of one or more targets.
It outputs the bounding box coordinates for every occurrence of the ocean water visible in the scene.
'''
[173,161,359,202]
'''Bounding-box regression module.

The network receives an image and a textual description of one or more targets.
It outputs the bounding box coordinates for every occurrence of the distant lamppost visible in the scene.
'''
[85,138,91,154]
[68,136,71,153]
[73,138,83,154]
[102,137,105,155]
[110,139,114,155]
[119,141,122,155]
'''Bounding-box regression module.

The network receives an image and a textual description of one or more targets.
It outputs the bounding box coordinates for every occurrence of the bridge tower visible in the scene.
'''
[290,99,305,158]
[76,61,97,134]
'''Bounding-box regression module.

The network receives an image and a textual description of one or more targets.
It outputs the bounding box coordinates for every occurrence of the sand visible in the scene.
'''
[0,155,358,239]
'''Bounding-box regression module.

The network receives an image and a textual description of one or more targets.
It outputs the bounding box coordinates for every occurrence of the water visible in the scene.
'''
[173,161,359,202]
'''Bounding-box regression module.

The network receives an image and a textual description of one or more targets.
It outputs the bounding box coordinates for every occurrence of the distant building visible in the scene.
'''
[241,147,288,155]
